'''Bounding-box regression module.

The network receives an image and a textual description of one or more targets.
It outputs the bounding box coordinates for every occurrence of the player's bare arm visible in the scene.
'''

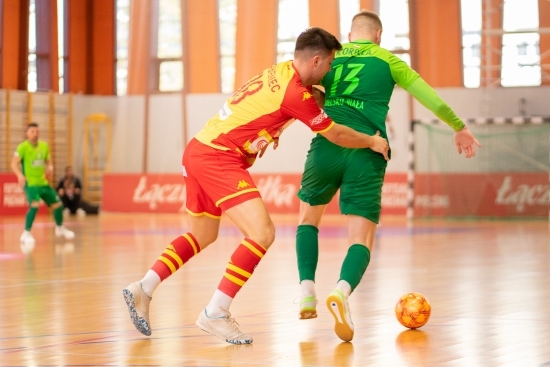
[320,124,390,160]
[46,158,54,179]
[11,155,26,187]
[312,86,326,109]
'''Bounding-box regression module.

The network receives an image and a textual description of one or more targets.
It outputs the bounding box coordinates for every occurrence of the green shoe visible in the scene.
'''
[326,289,354,341]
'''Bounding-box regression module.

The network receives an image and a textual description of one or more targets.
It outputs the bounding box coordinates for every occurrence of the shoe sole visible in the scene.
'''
[195,318,253,345]
[299,308,317,319]
[123,288,151,336]
[326,294,354,342]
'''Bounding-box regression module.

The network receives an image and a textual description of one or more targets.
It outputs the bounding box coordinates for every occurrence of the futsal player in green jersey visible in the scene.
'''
[11,123,75,246]
[295,11,481,342]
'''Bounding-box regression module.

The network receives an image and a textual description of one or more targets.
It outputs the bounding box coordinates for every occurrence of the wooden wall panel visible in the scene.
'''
[234,0,278,89]
[91,0,115,94]
[1,0,29,90]
[127,0,152,95]
[409,0,463,87]
[182,0,220,93]
[539,0,550,85]
[308,0,339,38]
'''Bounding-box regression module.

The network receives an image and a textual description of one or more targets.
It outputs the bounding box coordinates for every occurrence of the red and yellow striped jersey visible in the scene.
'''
[194,61,334,158]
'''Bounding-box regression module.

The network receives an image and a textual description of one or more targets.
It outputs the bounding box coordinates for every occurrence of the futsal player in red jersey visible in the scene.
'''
[123,27,390,344]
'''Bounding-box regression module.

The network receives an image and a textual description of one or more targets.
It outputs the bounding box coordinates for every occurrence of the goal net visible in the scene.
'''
[409,117,550,218]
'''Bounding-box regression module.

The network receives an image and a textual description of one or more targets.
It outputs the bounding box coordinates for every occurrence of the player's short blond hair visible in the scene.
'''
[351,10,383,31]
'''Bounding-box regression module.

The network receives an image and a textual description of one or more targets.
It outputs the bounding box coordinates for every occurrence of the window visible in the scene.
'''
[339,0,359,43]
[461,0,541,88]
[116,0,130,95]
[501,0,540,87]
[57,0,66,93]
[277,0,309,62]
[461,0,482,88]
[28,0,37,92]
[379,0,411,65]
[157,0,183,92]
[219,0,237,94]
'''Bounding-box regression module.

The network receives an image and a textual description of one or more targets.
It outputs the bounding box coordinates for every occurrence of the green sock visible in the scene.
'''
[296,224,319,282]
[25,207,38,231]
[339,244,371,292]
[53,206,63,226]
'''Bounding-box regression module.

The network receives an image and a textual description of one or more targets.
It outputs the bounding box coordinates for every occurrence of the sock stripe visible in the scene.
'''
[159,256,177,274]
[224,272,245,286]
[226,263,252,278]
[225,268,249,282]
[164,249,183,267]
[242,239,265,258]
[183,233,199,255]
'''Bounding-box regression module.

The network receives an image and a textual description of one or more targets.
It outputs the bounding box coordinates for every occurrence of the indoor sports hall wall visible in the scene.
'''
[70,86,550,175]
[2,86,548,217]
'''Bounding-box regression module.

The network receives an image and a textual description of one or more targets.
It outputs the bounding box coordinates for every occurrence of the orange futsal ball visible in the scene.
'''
[395,292,431,329]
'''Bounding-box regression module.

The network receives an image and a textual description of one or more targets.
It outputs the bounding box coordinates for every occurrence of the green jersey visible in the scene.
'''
[15,140,50,186]
[321,40,419,139]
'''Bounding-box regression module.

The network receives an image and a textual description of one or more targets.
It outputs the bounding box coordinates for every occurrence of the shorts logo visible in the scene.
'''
[302,91,312,101]
[237,180,250,189]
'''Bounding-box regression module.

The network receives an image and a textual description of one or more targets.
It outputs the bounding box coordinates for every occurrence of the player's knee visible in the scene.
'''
[198,232,218,248]
[51,202,62,209]
[30,201,40,208]
[250,222,275,249]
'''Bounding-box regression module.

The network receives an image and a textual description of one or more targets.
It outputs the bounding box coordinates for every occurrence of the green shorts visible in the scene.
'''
[24,185,60,206]
[297,135,387,224]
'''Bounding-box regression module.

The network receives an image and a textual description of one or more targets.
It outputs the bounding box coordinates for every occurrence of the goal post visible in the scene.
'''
[407,117,550,219]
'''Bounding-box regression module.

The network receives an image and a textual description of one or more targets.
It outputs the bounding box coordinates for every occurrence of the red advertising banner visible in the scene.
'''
[101,173,408,215]
[414,173,549,217]
[101,172,548,217]
[0,174,48,215]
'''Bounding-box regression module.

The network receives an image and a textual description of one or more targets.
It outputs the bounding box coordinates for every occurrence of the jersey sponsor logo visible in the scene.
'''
[311,111,329,126]
[302,91,312,101]
[251,137,268,153]
[218,102,232,121]
[237,180,250,189]
[32,159,45,167]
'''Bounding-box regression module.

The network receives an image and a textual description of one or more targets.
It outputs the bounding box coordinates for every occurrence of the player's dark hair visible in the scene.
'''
[294,27,342,57]
[26,122,38,130]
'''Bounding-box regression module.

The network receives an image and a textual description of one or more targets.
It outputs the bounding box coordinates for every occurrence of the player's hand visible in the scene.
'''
[371,131,390,161]
[258,138,279,158]
[454,126,481,158]
[17,174,26,188]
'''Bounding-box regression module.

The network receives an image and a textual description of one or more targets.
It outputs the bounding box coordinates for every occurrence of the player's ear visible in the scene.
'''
[376,29,382,45]
[313,55,323,67]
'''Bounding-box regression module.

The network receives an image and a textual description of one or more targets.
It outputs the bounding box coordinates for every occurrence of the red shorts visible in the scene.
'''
[182,138,261,217]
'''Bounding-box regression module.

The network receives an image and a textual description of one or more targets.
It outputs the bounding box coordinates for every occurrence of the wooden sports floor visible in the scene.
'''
[1,213,549,367]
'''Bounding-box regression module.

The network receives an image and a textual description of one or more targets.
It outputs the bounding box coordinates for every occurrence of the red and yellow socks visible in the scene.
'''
[218,238,267,298]
[151,232,201,281]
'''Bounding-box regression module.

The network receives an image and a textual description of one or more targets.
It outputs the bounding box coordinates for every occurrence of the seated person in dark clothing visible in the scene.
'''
[57,166,84,215]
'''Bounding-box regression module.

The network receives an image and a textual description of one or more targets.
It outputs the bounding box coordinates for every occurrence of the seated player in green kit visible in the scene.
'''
[295,11,481,342]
